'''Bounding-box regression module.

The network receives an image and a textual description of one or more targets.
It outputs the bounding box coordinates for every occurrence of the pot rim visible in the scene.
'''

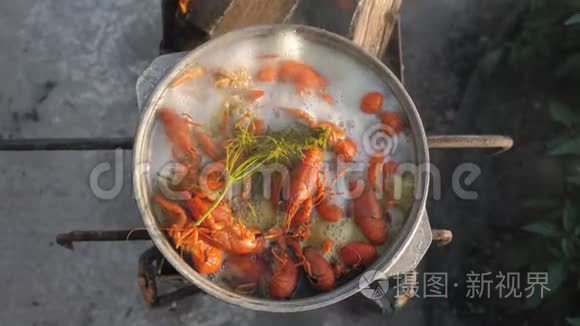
[133,24,430,312]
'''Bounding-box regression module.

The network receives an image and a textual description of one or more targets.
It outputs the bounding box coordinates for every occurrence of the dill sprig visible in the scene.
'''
[193,122,330,226]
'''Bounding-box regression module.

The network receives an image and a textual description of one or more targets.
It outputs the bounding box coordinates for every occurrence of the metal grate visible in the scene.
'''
[2,0,411,311]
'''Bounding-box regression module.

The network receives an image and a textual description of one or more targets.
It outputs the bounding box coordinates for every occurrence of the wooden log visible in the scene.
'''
[351,0,403,58]
[165,0,404,80]
[179,0,403,57]
[212,0,301,36]
[183,0,300,37]
[179,0,233,36]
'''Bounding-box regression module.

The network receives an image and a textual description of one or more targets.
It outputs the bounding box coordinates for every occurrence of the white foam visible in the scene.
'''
[148,31,415,279]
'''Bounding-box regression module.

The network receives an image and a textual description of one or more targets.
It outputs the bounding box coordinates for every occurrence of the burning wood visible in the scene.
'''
[179,0,189,14]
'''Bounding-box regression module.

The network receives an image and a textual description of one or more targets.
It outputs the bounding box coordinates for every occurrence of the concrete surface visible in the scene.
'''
[0,0,508,325]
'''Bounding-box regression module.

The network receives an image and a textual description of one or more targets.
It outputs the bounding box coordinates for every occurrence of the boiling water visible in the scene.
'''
[147,30,416,297]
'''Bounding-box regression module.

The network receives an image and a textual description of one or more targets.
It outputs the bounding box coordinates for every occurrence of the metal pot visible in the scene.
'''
[133,24,510,312]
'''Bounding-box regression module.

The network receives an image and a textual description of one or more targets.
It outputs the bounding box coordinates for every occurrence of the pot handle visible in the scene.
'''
[427,135,513,151]
[377,214,453,277]
[367,226,454,313]
[381,211,433,277]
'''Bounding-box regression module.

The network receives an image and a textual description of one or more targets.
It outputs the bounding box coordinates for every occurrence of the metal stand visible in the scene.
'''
[0,138,133,151]
[138,247,202,306]
[0,0,513,311]
[56,230,150,249]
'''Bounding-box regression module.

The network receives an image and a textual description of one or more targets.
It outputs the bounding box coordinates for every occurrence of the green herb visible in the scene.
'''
[193,122,330,226]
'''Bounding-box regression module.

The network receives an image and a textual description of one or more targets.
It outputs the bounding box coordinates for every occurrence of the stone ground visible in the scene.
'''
[0,1,511,325]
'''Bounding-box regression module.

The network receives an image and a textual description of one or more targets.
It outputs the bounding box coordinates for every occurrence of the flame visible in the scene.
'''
[179,0,189,14]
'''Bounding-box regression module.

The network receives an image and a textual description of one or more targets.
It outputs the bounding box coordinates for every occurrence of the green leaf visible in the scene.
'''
[567,318,580,326]
[575,225,580,237]
[563,201,580,231]
[548,138,580,156]
[524,289,543,309]
[565,12,580,26]
[550,102,577,127]
[547,261,567,294]
[480,48,505,74]
[547,135,572,149]
[561,238,575,258]
[523,222,563,237]
[567,176,580,185]
[522,198,560,209]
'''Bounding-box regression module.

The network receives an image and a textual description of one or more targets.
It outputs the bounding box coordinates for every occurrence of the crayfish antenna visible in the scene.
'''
[271,249,287,265]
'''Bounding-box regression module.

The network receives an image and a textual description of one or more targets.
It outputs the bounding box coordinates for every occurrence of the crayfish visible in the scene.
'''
[285,148,324,229]
[224,255,266,295]
[268,232,300,299]
[339,241,377,268]
[302,247,336,291]
[153,194,224,275]
[351,181,389,245]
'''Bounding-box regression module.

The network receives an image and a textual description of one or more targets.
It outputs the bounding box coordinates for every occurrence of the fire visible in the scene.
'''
[179,0,189,14]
